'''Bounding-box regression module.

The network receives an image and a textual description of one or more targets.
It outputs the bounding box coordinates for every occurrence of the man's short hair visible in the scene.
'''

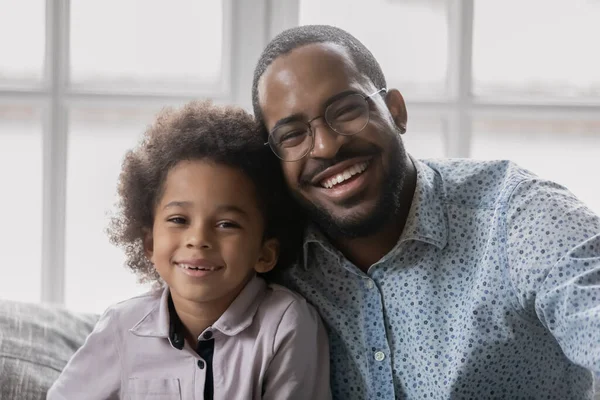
[251,25,387,130]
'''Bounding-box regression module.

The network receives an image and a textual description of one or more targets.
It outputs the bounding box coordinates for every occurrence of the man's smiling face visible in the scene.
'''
[258,42,409,238]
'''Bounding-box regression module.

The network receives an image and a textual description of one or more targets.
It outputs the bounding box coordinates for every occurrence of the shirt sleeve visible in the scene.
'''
[262,298,332,400]
[47,307,122,400]
[505,177,600,372]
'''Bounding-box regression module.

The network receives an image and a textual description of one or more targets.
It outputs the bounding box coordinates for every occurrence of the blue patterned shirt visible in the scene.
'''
[281,159,600,400]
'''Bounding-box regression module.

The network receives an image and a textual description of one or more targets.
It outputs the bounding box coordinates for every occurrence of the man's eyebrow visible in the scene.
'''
[163,201,192,210]
[272,113,305,131]
[271,89,360,130]
[323,89,360,109]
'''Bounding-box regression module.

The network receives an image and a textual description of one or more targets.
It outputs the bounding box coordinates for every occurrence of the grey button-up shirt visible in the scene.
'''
[47,275,331,400]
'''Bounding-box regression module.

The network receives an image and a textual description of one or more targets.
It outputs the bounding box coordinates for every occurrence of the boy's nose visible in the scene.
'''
[185,227,213,249]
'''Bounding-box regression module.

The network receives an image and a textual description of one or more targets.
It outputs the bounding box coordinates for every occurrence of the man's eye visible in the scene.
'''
[332,104,362,120]
[278,130,307,145]
[167,217,187,224]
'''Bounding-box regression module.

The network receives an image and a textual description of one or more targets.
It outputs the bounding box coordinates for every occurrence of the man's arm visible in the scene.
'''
[505,177,600,372]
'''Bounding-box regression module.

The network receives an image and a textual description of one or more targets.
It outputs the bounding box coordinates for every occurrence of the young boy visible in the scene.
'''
[47,101,331,400]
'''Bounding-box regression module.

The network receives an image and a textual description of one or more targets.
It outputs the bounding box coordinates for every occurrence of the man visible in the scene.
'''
[252,25,600,399]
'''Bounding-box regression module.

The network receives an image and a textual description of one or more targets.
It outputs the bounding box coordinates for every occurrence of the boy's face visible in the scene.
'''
[145,159,278,308]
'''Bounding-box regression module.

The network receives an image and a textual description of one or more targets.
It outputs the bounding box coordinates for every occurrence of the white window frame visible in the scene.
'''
[0,0,273,305]
[1,0,599,306]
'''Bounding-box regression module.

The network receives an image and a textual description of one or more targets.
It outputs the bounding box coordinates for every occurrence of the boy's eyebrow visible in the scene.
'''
[215,204,249,217]
[163,201,249,217]
[163,201,192,210]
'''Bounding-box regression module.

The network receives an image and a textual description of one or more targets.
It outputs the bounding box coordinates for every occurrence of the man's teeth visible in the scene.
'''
[321,161,369,189]
[178,264,219,271]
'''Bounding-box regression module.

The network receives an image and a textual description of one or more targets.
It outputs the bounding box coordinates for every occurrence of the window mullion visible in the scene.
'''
[229,0,270,110]
[446,0,474,158]
[266,0,300,41]
[41,0,69,305]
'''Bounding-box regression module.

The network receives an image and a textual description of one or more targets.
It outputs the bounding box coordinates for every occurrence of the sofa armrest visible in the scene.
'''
[0,300,97,400]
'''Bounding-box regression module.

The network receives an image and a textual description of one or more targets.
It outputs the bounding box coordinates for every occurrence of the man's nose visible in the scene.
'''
[309,119,349,159]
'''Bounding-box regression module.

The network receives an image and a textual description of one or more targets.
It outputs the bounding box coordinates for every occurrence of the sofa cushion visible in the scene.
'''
[0,300,97,400]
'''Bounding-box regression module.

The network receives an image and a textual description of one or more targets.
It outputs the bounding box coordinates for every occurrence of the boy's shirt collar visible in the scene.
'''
[129,274,267,348]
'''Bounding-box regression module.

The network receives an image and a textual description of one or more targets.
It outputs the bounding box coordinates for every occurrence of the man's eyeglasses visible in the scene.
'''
[265,88,387,162]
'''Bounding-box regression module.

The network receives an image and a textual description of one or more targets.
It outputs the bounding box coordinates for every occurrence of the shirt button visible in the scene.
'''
[202,330,213,340]
[197,360,205,369]
[374,351,385,361]
[366,280,375,289]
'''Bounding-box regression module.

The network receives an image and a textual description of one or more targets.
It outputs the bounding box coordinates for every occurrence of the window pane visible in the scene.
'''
[70,0,224,92]
[473,0,600,99]
[403,116,446,159]
[471,118,600,215]
[0,0,45,86]
[65,107,160,313]
[0,106,43,302]
[299,0,447,98]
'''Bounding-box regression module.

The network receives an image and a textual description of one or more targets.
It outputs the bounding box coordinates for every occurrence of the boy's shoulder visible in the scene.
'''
[101,288,163,328]
[259,282,321,324]
[264,281,308,304]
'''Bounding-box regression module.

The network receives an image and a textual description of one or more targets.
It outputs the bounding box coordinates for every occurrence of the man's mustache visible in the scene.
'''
[298,144,380,186]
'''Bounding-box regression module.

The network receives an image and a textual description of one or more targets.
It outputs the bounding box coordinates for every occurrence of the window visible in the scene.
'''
[2,0,599,312]
[0,105,43,302]
[64,107,163,312]
[69,0,225,93]
[473,0,600,100]
[0,0,45,87]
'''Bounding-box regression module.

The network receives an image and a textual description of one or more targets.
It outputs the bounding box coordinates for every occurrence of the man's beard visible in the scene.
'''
[293,137,406,240]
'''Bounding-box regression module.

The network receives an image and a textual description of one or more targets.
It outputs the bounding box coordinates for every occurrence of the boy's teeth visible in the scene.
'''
[179,263,217,271]
[321,161,369,189]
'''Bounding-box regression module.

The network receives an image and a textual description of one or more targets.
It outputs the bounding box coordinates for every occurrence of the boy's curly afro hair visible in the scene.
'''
[107,100,302,284]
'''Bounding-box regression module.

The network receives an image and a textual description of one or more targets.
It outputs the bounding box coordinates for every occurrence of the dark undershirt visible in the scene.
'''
[168,293,215,400]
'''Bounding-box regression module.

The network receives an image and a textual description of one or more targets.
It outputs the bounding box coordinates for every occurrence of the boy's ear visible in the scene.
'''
[143,228,154,262]
[254,238,280,274]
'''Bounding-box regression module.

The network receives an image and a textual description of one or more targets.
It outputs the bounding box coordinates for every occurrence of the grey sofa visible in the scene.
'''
[1,299,599,399]
[0,300,97,400]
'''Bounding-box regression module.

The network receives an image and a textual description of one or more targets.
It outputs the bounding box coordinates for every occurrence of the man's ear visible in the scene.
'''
[385,89,408,134]
[254,238,280,274]
[143,228,154,263]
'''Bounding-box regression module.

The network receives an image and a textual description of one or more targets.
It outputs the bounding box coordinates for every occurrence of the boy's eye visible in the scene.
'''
[167,217,187,224]
[216,221,240,229]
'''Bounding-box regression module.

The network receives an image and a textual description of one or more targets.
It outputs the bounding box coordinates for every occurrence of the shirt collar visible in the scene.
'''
[400,158,449,249]
[129,275,267,347]
[302,158,448,269]
[211,275,267,336]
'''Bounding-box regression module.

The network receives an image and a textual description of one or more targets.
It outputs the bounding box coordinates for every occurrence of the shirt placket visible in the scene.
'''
[345,262,396,399]
[195,329,215,400]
